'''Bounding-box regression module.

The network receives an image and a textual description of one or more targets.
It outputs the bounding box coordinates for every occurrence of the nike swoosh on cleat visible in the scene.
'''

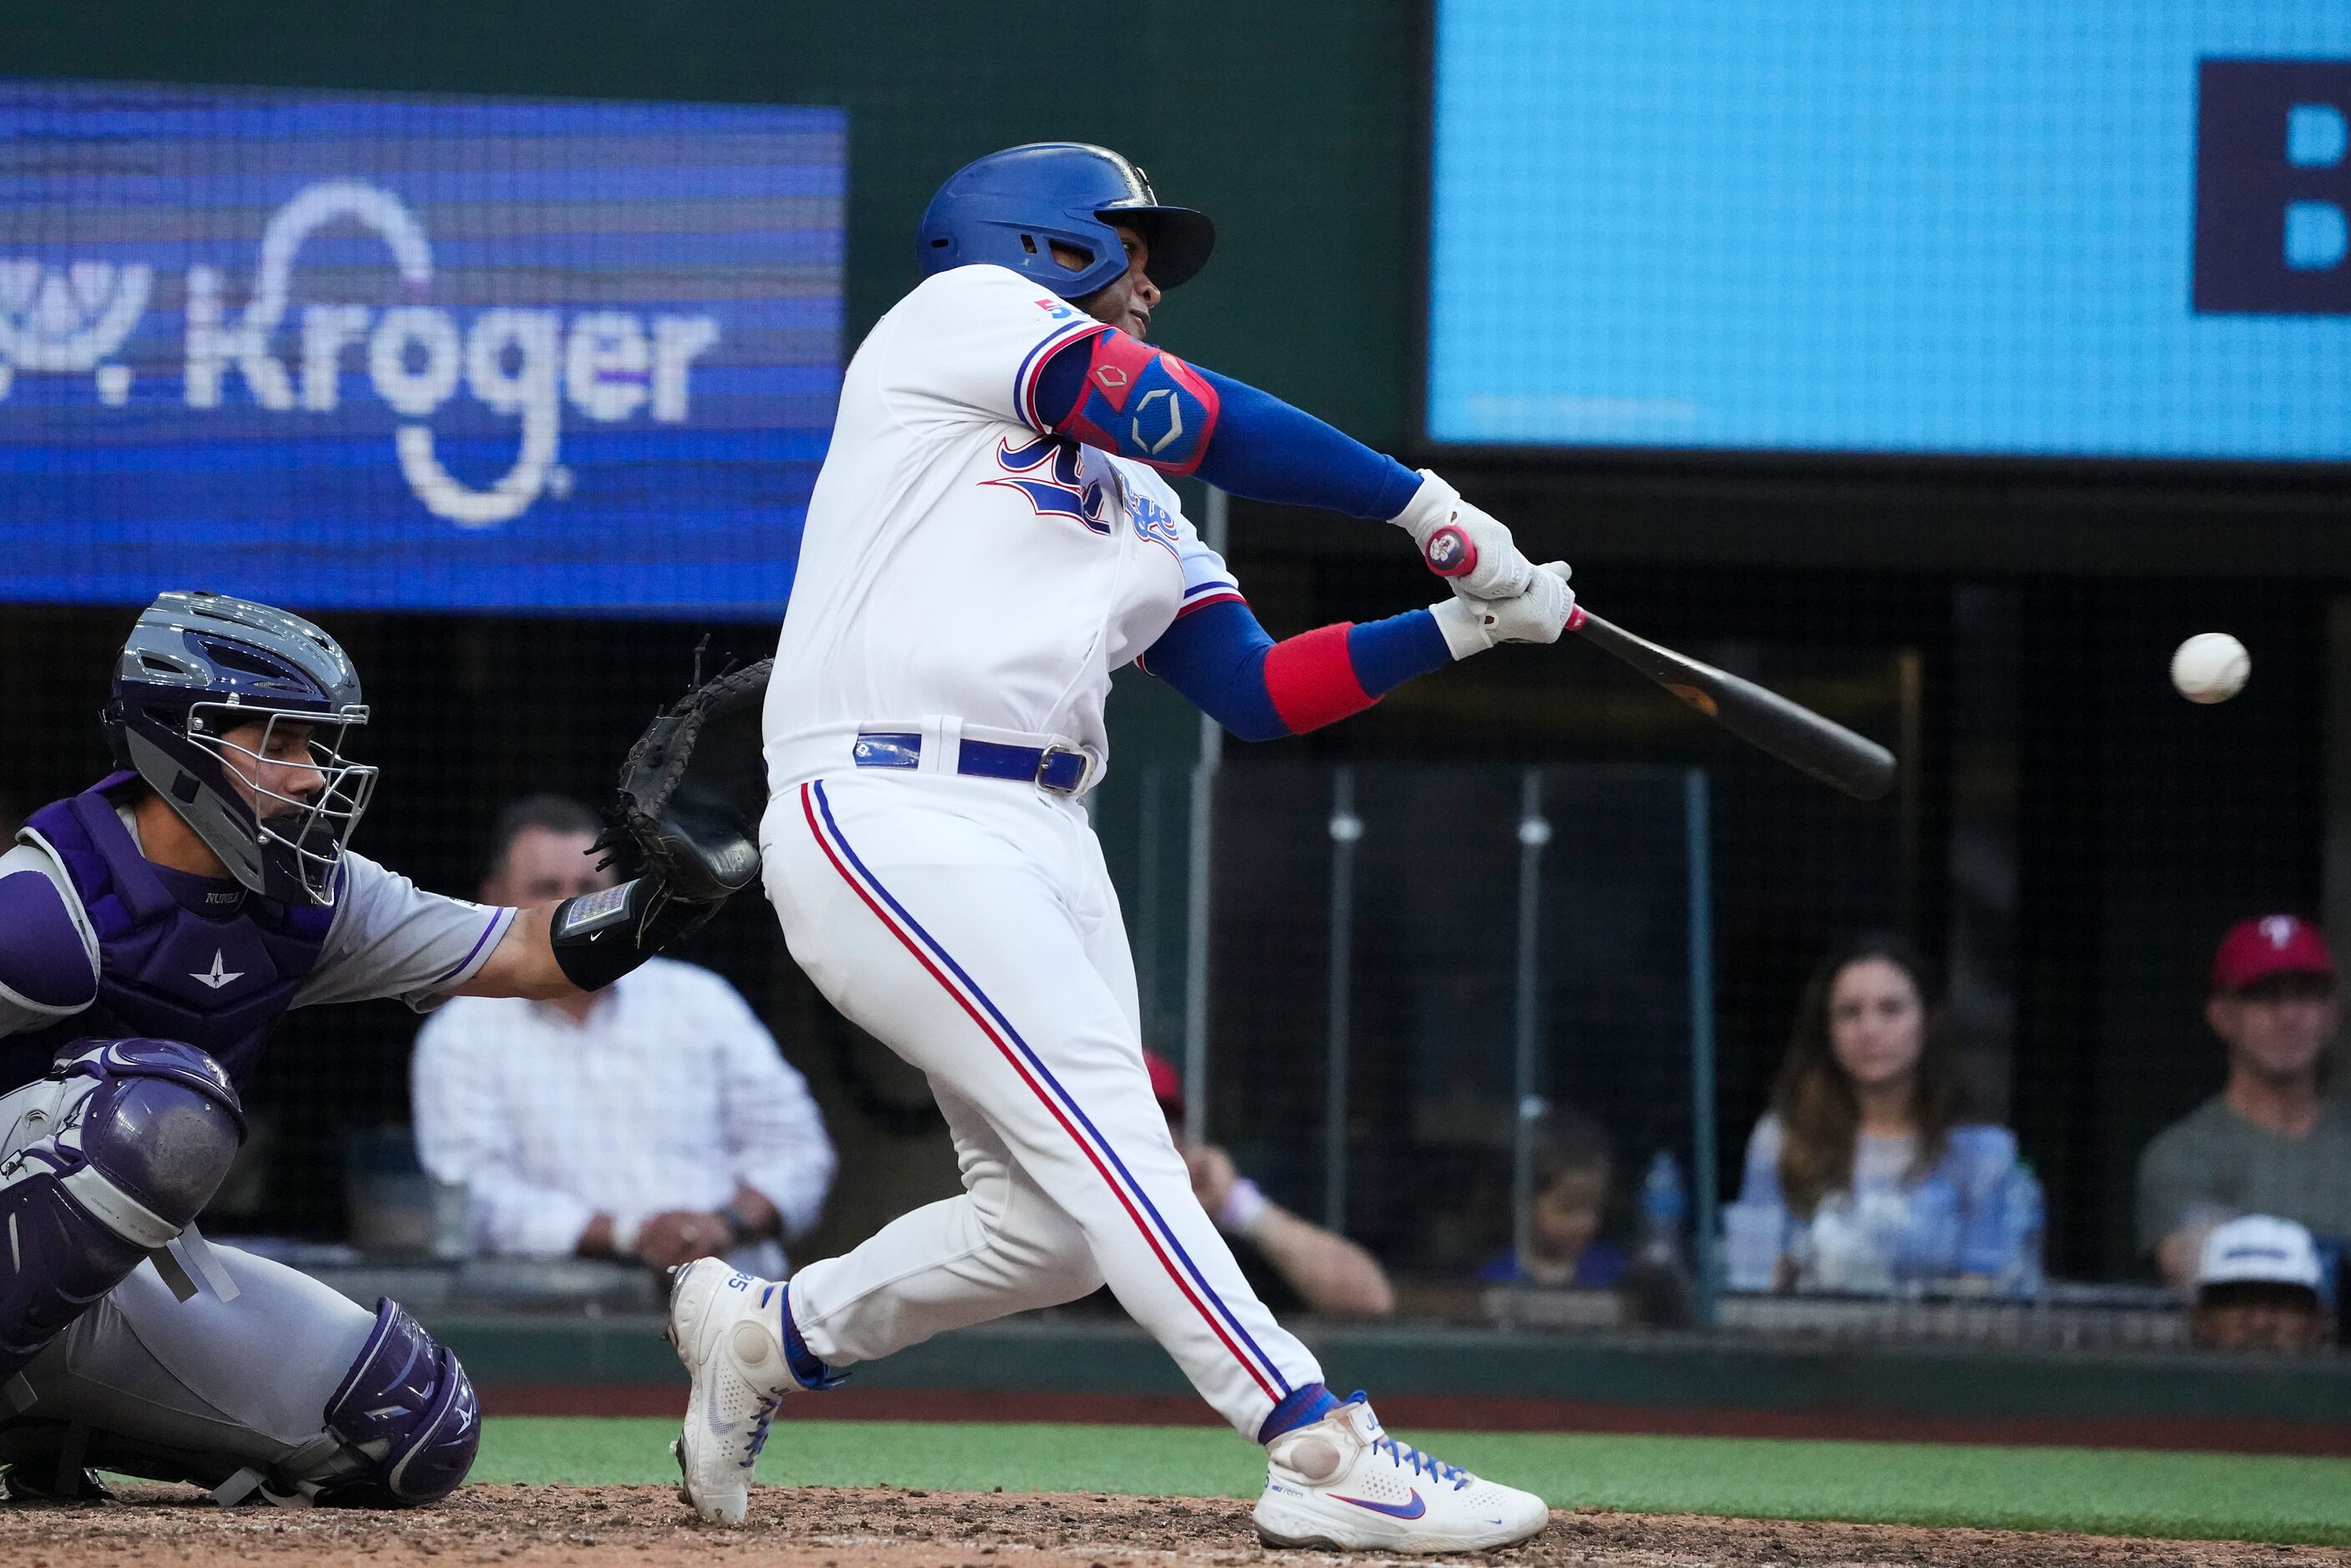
[1332,1489,1426,1520]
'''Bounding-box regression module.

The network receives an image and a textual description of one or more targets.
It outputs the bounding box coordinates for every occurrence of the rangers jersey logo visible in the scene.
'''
[1124,488,1181,560]
[983,435,1110,532]
[982,435,1182,562]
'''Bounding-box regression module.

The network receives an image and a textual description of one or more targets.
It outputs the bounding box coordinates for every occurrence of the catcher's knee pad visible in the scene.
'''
[313,1297,479,1507]
[0,1039,243,1378]
[58,1038,245,1231]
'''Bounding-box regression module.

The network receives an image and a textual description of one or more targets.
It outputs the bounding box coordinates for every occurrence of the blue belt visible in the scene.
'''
[851,732,1089,793]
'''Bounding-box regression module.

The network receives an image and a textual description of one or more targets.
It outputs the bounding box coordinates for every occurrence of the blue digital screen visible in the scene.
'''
[0,81,842,613]
[1428,4,2351,461]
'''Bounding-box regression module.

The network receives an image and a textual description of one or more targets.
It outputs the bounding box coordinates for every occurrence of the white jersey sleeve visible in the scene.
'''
[1122,462,1245,625]
[1170,518,1245,621]
[291,852,516,1013]
[875,265,1108,433]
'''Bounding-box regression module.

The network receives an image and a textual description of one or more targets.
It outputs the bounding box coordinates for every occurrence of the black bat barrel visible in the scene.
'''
[1571,610,1897,802]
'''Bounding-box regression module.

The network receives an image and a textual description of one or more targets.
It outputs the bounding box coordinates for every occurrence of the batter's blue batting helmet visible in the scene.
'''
[918,143,1215,300]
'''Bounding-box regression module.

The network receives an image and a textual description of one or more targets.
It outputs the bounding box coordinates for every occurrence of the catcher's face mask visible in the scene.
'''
[187,705,378,905]
[105,589,377,907]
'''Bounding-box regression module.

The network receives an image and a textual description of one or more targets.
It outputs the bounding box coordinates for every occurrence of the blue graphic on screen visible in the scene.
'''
[0,82,842,612]
[1428,3,2351,459]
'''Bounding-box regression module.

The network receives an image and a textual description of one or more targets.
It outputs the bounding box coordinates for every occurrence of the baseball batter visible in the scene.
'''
[0,592,749,1505]
[665,144,1573,1553]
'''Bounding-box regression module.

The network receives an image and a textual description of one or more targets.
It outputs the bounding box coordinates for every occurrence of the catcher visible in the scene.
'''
[0,590,759,1505]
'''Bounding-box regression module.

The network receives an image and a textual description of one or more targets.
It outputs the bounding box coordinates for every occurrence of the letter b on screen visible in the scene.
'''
[2195,59,2351,314]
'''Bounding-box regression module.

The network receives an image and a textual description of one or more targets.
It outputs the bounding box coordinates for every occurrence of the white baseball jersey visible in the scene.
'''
[765,265,1243,779]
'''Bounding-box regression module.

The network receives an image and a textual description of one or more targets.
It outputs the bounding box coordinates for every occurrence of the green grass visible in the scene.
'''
[475,1418,2351,1547]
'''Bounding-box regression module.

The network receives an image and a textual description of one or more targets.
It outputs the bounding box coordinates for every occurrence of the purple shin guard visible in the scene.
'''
[316,1298,481,1507]
[0,1177,153,1380]
[0,1039,243,1381]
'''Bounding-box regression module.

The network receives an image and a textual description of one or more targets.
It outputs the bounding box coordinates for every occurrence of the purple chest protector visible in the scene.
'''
[14,773,334,1088]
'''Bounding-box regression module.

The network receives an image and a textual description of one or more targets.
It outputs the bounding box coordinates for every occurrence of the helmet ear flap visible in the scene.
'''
[1048,234,1097,276]
[1016,228,1102,289]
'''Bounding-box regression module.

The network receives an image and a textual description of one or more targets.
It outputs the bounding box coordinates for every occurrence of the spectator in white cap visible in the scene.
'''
[2191,1215,2332,1353]
[2137,914,2351,1287]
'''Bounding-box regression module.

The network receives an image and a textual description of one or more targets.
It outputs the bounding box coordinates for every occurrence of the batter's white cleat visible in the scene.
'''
[665,1259,799,1525]
[1253,1395,1550,1554]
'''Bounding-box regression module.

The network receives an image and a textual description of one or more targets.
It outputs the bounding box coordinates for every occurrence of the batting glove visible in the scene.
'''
[1390,469,1536,601]
[1430,563,1576,656]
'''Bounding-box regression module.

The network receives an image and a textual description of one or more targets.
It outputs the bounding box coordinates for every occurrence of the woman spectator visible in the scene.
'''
[1738,933,2020,1292]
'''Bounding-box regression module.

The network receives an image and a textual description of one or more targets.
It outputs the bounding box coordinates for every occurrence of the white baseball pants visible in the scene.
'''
[761,769,1323,1438]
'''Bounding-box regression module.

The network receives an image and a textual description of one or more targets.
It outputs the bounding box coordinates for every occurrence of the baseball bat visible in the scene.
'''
[1419,526,1897,800]
[1566,604,1896,801]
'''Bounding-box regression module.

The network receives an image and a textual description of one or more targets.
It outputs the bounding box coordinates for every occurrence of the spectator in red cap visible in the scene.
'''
[1144,1050,1394,1318]
[2136,915,2351,1287]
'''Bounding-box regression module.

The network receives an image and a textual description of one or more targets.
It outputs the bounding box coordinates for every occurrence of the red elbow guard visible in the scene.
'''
[1058,330,1221,473]
[1264,622,1375,733]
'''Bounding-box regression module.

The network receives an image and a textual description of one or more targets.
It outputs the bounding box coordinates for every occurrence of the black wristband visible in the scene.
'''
[715,1201,766,1244]
[549,877,715,992]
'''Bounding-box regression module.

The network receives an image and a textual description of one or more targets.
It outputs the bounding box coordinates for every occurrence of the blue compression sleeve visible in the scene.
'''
[1032,336,1423,520]
[1143,600,1283,741]
[1347,605,1455,692]
[1140,599,1454,741]
[1190,367,1424,519]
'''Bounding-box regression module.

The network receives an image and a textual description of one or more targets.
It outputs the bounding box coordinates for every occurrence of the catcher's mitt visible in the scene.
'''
[600,656,770,904]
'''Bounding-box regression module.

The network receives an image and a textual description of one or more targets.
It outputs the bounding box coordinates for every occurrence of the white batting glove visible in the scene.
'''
[1389,469,1535,601]
[1429,563,1576,656]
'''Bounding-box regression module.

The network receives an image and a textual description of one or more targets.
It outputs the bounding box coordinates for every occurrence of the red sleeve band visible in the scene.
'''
[1263,621,1376,734]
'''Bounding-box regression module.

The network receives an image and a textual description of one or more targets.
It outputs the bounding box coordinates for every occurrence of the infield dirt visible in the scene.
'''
[1,1484,2343,1567]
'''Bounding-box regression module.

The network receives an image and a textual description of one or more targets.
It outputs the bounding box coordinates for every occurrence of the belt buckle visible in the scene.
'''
[1034,745,1085,793]
[852,732,922,770]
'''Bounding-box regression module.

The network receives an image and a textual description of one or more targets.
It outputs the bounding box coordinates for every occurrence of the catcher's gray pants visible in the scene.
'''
[0,1245,377,1495]
[0,1065,377,1497]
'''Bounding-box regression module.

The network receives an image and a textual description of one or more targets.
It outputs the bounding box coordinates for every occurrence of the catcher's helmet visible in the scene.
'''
[918,142,1215,300]
[103,590,377,906]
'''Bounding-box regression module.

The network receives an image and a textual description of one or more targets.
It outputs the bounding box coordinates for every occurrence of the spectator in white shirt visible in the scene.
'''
[412,795,834,1276]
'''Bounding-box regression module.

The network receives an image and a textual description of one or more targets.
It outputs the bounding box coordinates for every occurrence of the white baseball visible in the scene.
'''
[2171,633,2249,704]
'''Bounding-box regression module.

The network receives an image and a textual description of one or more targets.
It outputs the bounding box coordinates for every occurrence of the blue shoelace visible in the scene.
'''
[1372,1436,1472,1490]
[1342,1392,1472,1491]
[741,1391,786,1468]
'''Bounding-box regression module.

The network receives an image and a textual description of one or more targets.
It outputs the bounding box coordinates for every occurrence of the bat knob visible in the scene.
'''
[1423,524,1478,579]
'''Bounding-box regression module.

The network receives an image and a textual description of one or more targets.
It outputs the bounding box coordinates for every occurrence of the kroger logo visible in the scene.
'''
[0,180,721,527]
